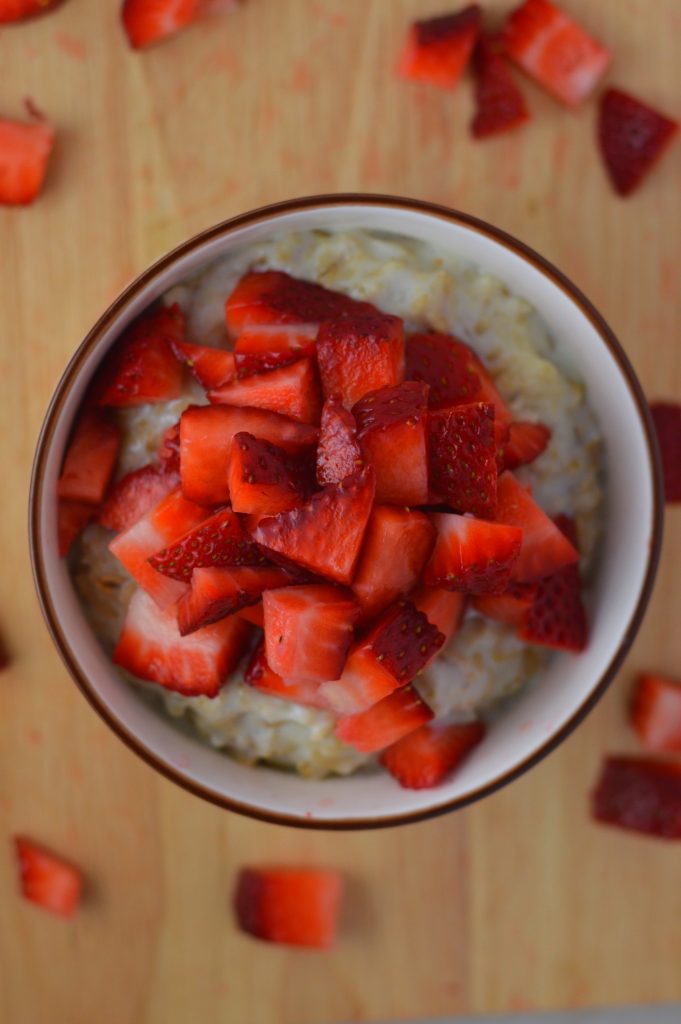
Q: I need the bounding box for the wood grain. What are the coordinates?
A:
[1,1,680,1022]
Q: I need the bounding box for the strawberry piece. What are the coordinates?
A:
[209,358,321,425]
[96,305,184,407]
[252,467,375,585]
[57,501,94,557]
[320,601,444,715]
[0,116,55,206]
[398,5,481,89]
[234,867,343,949]
[405,333,482,410]
[115,587,250,694]
[98,464,179,533]
[14,838,82,919]
[354,381,429,505]
[650,402,681,502]
[631,674,681,754]
[599,88,679,197]
[352,507,435,624]
[228,432,307,516]
[591,757,681,840]
[316,314,405,410]
[234,349,313,378]
[237,602,264,628]
[316,396,363,485]
[0,0,61,23]
[471,35,529,139]
[109,487,208,607]
[428,402,498,517]
[520,561,586,651]
[170,338,235,390]
[57,408,121,505]
[148,505,265,582]
[263,584,359,683]
[381,720,485,789]
[495,472,578,582]
[179,405,317,506]
[176,565,292,635]
[410,585,465,644]
[122,0,198,48]
[473,581,537,628]
[501,421,551,471]
[245,643,327,708]
[336,687,434,754]
[503,0,611,107]
[158,421,181,472]
[424,512,522,595]
[234,324,318,359]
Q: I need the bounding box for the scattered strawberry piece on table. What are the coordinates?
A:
[209,358,322,425]
[245,643,328,708]
[58,500,96,557]
[473,581,537,629]
[354,381,429,506]
[57,408,121,505]
[648,402,681,501]
[0,0,62,22]
[335,686,434,753]
[316,314,405,410]
[495,472,578,582]
[424,513,522,595]
[95,305,185,406]
[592,757,681,840]
[381,720,485,789]
[14,838,82,919]
[410,586,465,645]
[598,89,679,198]
[0,114,55,205]
[177,565,293,635]
[170,338,236,390]
[122,0,199,49]
[471,35,529,139]
[148,504,266,581]
[398,5,481,89]
[405,333,482,410]
[98,464,180,533]
[316,396,363,485]
[234,867,343,949]
[631,674,681,754]
[228,432,308,516]
[428,402,498,517]
[263,585,359,683]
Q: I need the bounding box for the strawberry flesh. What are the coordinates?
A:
[14,837,82,918]
[209,358,322,425]
[405,332,482,410]
[335,687,434,754]
[0,0,62,22]
[57,501,95,557]
[263,584,359,683]
[599,89,679,197]
[380,720,485,789]
[473,581,537,628]
[57,408,121,505]
[631,674,681,754]
[471,35,529,139]
[158,421,182,472]
[148,505,266,581]
[398,5,481,89]
[0,116,55,205]
[245,643,327,708]
[177,565,292,635]
[234,867,343,949]
[170,338,235,389]
[95,304,184,407]
[520,560,586,651]
[354,381,429,505]
[501,421,551,471]
[592,757,681,840]
[316,314,405,410]
[228,432,307,516]
[428,402,498,517]
[316,396,363,485]
[495,472,578,582]
[410,586,465,645]
[98,464,179,533]
[424,512,522,594]
[122,0,198,49]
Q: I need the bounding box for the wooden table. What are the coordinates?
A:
[1,1,680,1021]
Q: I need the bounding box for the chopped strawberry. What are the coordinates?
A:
[503,0,611,107]
[354,381,429,505]
[405,333,482,410]
[228,432,307,516]
[57,501,95,557]
[252,467,375,585]
[316,314,405,410]
[234,324,318,363]
[473,581,537,628]
[501,421,551,471]
[56,408,121,505]
[245,643,327,708]
[398,5,481,89]
[98,464,179,533]
[591,757,681,840]
[631,674,681,754]
[471,35,529,139]
[234,867,343,949]
[109,486,208,607]
[237,602,264,628]
[424,512,522,595]
[95,305,184,407]
[520,560,586,651]
[495,472,578,581]
[170,338,235,390]
[352,507,435,624]
[148,505,265,582]
[320,601,444,715]
[234,348,314,378]
[410,585,465,644]
[599,89,679,197]
[0,0,62,23]
[263,585,359,683]
[381,720,485,789]
[179,405,317,506]
[209,358,321,425]
[176,565,292,635]
[158,421,181,472]
[0,116,55,206]
[316,396,363,485]
[115,587,250,694]
[122,0,198,48]
[14,838,82,919]
[428,402,498,517]
[336,687,434,754]
[650,402,681,502]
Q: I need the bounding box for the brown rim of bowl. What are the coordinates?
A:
[29,193,664,830]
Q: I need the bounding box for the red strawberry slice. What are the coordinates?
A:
[57,500,95,557]
[354,381,429,506]
[320,600,444,715]
[519,560,586,651]
[631,674,681,754]
[650,402,681,502]
[98,464,179,533]
[237,602,264,628]
[424,513,522,595]
[228,432,307,516]
[0,0,62,22]
[598,88,679,197]
[0,115,55,205]
[115,587,250,695]
[122,0,198,48]
[380,720,485,789]
[170,338,235,390]
[503,0,611,107]
[428,402,498,517]
[56,408,121,505]
[245,643,327,708]
[179,405,317,506]
[234,867,343,949]
[234,349,314,378]
[398,5,481,89]
[501,421,551,471]
[158,421,181,472]
[252,467,375,585]
[316,314,405,410]
[495,472,578,582]
[410,585,465,644]
[471,35,529,139]
[352,506,435,624]
[148,505,265,581]
[336,687,434,754]
[233,326,318,374]
[14,838,82,919]
[316,396,363,486]
[473,581,537,628]
[591,757,681,840]
[263,584,359,683]
[209,358,322,425]
[176,565,292,635]
[405,332,482,410]
[95,305,185,407]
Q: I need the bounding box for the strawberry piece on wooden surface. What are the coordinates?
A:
[501,421,551,471]
[209,358,322,425]
[495,472,578,582]
[405,333,482,410]
[335,687,434,754]
[316,314,405,410]
[424,513,522,595]
[630,674,681,754]
[98,464,179,533]
[398,5,481,89]
[234,867,343,949]
[245,643,327,708]
[177,565,292,635]
[228,432,307,516]
[381,720,485,789]
[354,381,429,506]
[428,402,498,517]
[410,586,465,645]
[148,505,265,581]
[473,581,537,628]
[57,501,95,558]
[0,115,55,205]
[14,838,82,919]
[122,0,198,49]
[649,402,681,502]
[57,408,121,505]
[598,89,678,197]
[0,0,62,22]
[316,396,363,485]
[170,338,235,390]
[96,305,185,407]
[591,757,681,840]
[471,35,529,139]
[263,585,359,683]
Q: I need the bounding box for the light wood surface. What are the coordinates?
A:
[1,2,680,1022]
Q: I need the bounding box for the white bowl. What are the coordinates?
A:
[29,195,663,828]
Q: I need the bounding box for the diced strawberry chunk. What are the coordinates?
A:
[98,464,179,533]
[520,561,587,651]
[599,88,679,197]
[237,602,264,628]
[245,643,327,708]
[591,757,681,840]
[0,116,55,205]
[170,338,235,389]
[473,581,537,628]
[631,674,681,754]
[471,36,529,139]
[336,687,434,754]
[316,314,405,410]
[209,358,321,425]
[501,421,551,471]
[503,0,611,107]
[316,396,363,485]
[122,0,198,48]
[381,720,485,789]
[234,867,343,949]
[352,507,435,624]
[176,565,292,635]
[14,838,82,919]
[252,467,375,585]
[405,332,482,410]
[495,472,578,582]
[228,432,307,516]
[0,0,62,23]
[424,512,522,595]
[148,505,265,581]
[95,305,184,407]
[158,421,181,472]
[57,501,95,558]
[234,349,314,378]
[428,402,498,517]
[263,585,359,683]
[398,5,481,89]
[57,408,121,505]
[650,402,681,502]
[234,324,319,356]
[354,381,429,505]
[410,586,465,645]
